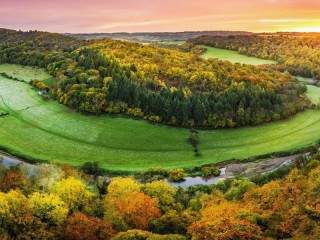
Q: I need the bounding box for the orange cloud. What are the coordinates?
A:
[0,0,319,33]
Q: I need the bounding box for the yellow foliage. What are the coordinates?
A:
[29,192,68,225]
[107,177,142,198]
[144,180,177,211]
[158,79,167,88]
[0,192,9,216]
[52,177,93,211]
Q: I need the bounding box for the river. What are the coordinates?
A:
[1,154,33,168]
[0,153,230,187]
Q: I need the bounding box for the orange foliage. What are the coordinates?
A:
[188,202,264,240]
[61,212,116,240]
[112,192,161,230]
[0,169,26,192]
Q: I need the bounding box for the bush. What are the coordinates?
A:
[168,169,185,182]
[80,161,101,177]
[112,229,186,240]
[250,165,291,186]
[225,178,256,201]
[139,167,168,183]
[201,166,220,177]
[30,79,49,91]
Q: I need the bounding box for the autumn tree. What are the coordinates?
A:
[52,176,93,212]
[112,229,186,240]
[104,178,161,231]
[32,163,64,192]
[0,169,26,193]
[144,180,180,212]
[29,192,68,226]
[61,212,116,240]
[188,202,264,239]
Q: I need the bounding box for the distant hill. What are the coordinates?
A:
[0,28,86,50]
[66,31,253,42]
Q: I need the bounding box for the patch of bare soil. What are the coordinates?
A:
[222,154,302,178]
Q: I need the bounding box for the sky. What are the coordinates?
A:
[0,0,320,33]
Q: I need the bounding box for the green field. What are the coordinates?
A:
[0,63,53,85]
[297,76,320,104]
[306,85,320,105]
[200,45,277,65]
[158,40,186,45]
[0,64,320,172]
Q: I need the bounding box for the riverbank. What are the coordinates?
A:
[0,154,33,168]
[0,152,303,188]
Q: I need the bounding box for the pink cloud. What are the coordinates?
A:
[0,0,319,32]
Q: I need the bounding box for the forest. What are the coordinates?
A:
[0,151,319,239]
[0,28,320,240]
[189,33,320,80]
[0,29,309,127]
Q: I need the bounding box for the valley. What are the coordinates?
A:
[0,63,319,173]
[1,1,320,237]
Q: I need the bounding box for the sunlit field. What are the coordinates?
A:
[1,64,319,172]
[200,45,276,65]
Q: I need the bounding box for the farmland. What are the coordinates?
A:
[0,63,53,85]
[297,76,320,104]
[0,64,319,172]
[306,85,320,105]
[200,45,277,65]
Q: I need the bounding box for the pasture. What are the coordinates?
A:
[158,40,186,45]
[0,64,319,173]
[200,45,276,65]
[297,76,320,104]
[0,64,53,85]
[306,85,320,105]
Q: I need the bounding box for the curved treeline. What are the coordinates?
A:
[50,41,306,127]
[0,29,308,128]
[189,33,320,80]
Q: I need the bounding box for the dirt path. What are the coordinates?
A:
[221,154,302,178]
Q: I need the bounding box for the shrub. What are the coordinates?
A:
[202,166,220,177]
[140,167,168,183]
[80,161,101,177]
[168,169,185,182]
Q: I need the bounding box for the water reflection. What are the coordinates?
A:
[166,167,227,188]
[1,155,32,168]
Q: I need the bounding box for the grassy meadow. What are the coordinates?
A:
[306,85,320,105]
[297,76,320,104]
[0,64,320,172]
[0,63,53,85]
[200,45,276,65]
[158,40,186,45]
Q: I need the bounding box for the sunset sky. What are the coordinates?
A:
[1,0,320,33]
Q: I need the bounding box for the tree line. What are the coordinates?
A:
[50,40,307,127]
[0,29,308,127]
[0,151,319,239]
[189,33,320,80]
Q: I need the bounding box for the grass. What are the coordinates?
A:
[157,41,186,45]
[0,64,53,85]
[200,45,277,65]
[306,85,320,105]
[297,76,320,104]
[297,76,316,85]
[0,64,320,173]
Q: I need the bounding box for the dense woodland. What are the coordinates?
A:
[0,151,319,239]
[189,33,320,80]
[0,29,309,127]
[1,29,320,239]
